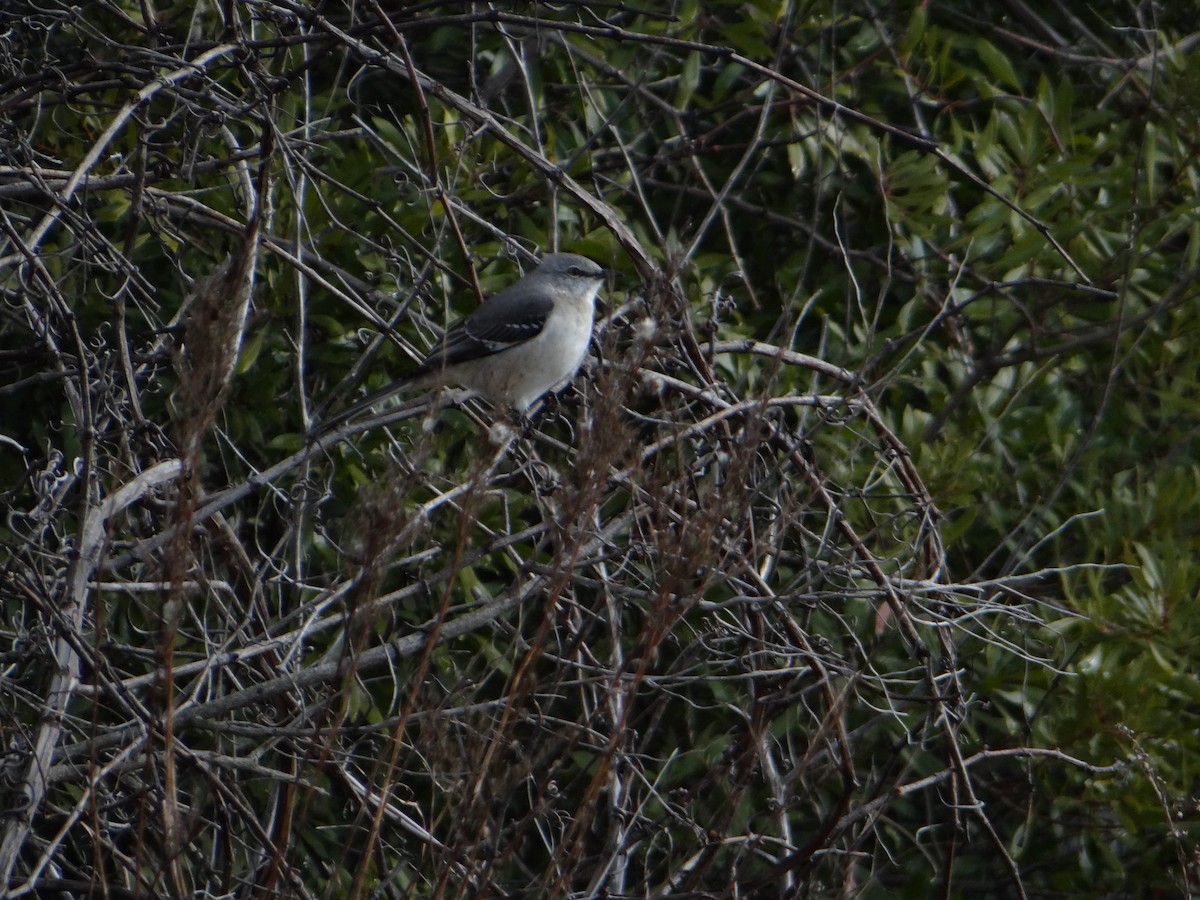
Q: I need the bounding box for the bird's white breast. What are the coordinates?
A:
[455,288,597,409]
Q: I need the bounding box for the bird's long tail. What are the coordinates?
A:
[311,368,434,437]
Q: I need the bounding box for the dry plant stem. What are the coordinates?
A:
[282,2,654,273]
[1,42,242,268]
[65,338,924,750]
[368,0,484,304]
[0,459,184,891]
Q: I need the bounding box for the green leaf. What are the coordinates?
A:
[976,38,1022,91]
[236,328,265,374]
[675,50,702,109]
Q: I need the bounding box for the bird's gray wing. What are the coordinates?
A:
[421,284,554,369]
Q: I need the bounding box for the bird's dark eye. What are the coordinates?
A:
[568,265,584,277]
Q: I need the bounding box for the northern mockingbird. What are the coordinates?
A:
[325,253,607,429]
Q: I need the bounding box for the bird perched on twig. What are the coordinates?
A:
[321,253,608,432]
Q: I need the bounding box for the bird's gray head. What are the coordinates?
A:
[535,253,608,286]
